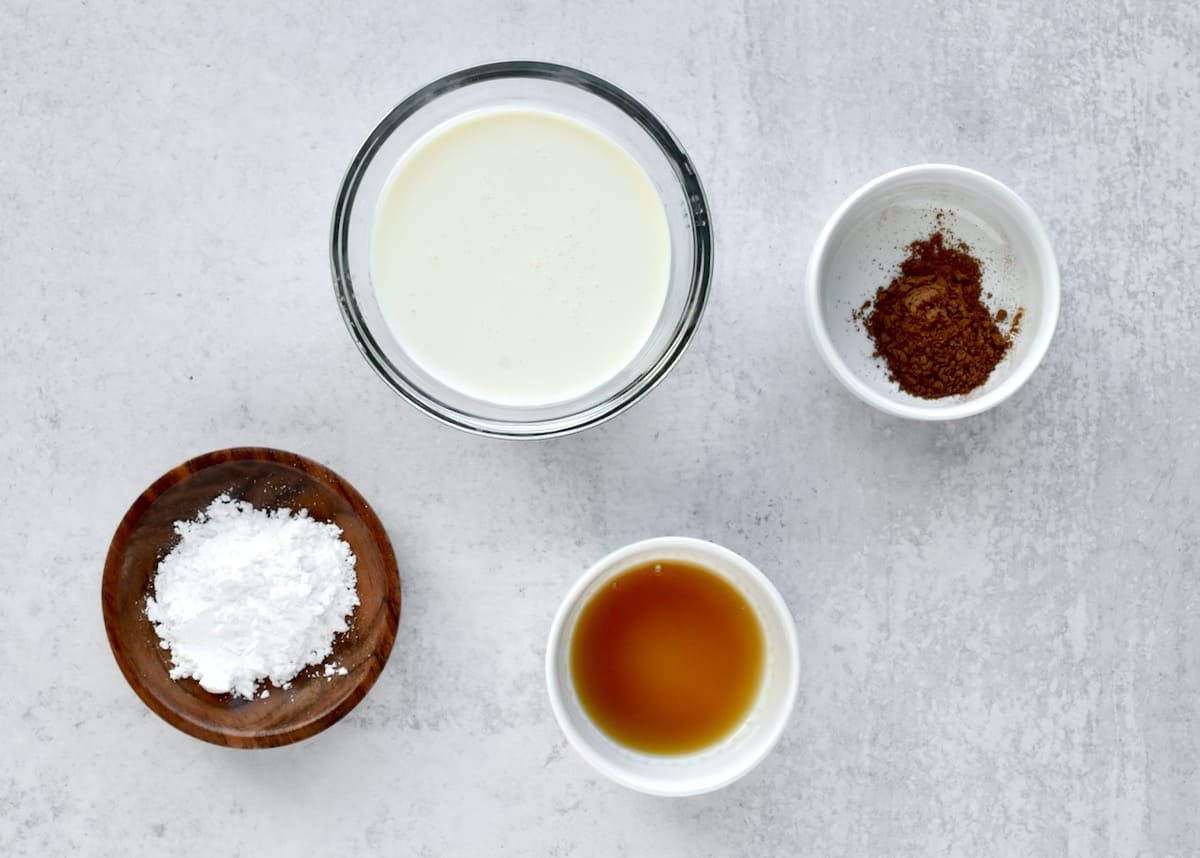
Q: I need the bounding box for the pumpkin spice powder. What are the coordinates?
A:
[855,230,1022,399]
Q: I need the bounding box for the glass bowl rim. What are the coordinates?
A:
[329,60,714,439]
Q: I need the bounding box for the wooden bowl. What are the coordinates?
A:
[102,447,401,748]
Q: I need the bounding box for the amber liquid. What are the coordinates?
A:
[570,560,765,755]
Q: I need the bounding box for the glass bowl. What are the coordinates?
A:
[330,61,713,439]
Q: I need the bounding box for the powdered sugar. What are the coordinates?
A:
[145,494,359,699]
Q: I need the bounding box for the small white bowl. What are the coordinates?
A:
[805,164,1060,419]
[545,537,799,796]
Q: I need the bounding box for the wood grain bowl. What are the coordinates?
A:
[102,447,401,748]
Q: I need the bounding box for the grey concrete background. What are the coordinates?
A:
[2,1,1197,855]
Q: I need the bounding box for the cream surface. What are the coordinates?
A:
[372,108,671,406]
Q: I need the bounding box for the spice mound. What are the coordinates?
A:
[858,232,1020,399]
[145,495,359,699]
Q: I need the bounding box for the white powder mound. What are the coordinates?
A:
[145,494,359,699]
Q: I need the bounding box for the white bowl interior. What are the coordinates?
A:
[810,167,1058,418]
[546,538,799,796]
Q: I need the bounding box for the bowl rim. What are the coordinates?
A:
[804,163,1061,420]
[101,447,401,748]
[544,536,800,796]
[330,60,713,439]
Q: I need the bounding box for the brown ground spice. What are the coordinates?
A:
[858,232,1017,399]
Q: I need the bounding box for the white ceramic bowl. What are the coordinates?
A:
[805,164,1060,419]
[545,537,799,796]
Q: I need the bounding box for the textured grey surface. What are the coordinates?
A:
[2,0,1198,855]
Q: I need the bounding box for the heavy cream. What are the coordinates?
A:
[371,108,671,407]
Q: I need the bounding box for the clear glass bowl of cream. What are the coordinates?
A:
[330,61,712,439]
